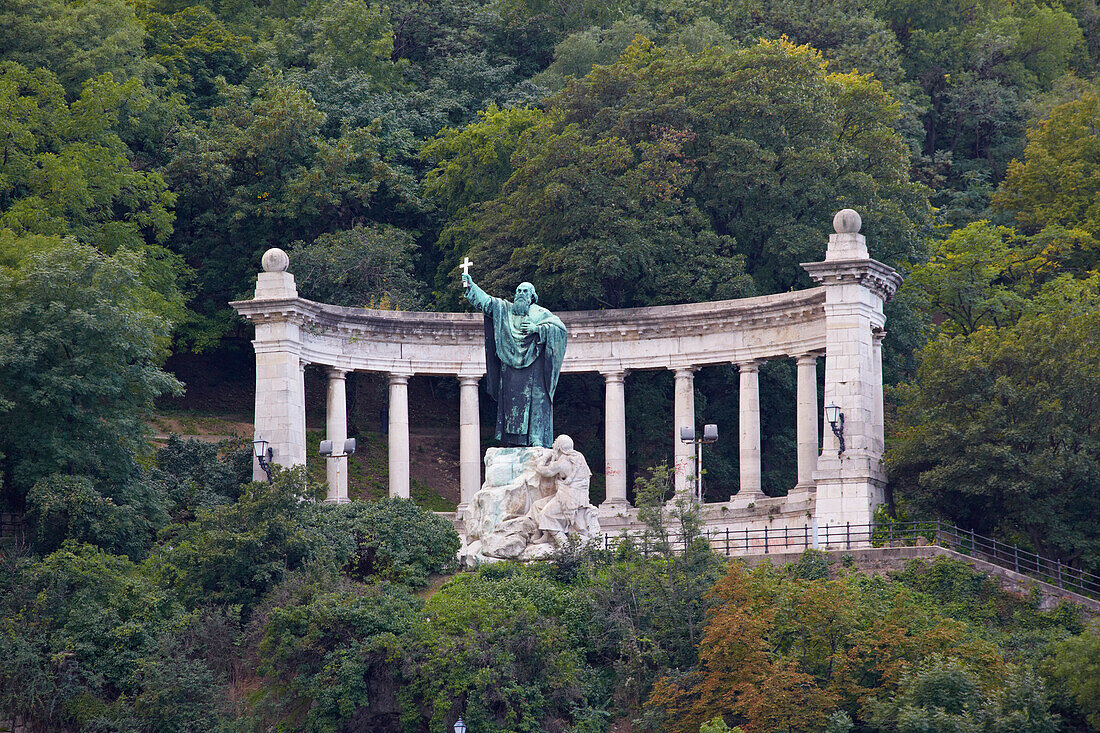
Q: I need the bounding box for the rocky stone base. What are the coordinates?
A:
[461,446,599,566]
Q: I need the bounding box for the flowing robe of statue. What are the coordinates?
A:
[465,280,567,448]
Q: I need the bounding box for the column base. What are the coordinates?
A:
[599,498,633,514]
[323,497,352,505]
[787,482,817,501]
[729,490,765,508]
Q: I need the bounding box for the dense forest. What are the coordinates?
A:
[1,0,1099,728]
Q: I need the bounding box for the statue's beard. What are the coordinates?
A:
[514,298,531,316]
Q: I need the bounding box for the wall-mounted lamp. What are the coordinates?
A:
[253,437,274,483]
[824,404,845,456]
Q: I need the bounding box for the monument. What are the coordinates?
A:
[233,210,900,552]
[460,264,600,562]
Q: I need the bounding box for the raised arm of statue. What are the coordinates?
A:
[464,278,494,313]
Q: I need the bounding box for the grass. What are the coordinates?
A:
[306,429,455,510]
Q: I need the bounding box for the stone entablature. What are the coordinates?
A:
[231,287,828,377]
[232,209,900,538]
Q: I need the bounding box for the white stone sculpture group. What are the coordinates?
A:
[463,434,601,564]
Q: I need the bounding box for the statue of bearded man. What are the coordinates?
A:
[463,274,567,448]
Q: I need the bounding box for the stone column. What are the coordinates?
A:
[795,354,819,489]
[737,361,763,498]
[802,209,902,533]
[387,372,412,499]
[457,375,481,515]
[325,368,349,503]
[299,359,309,467]
[672,367,696,494]
[872,330,886,456]
[601,370,630,510]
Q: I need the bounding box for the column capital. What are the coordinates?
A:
[737,359,762,372]
[795,352,821,365]
[671,365,697,378]
[388,372,413,385]
[600,369,627,382]
[326,366,349,379]
[457,374,481,386]
[872,328,887,344]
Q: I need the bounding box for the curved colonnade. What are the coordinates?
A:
[232,211,900,539]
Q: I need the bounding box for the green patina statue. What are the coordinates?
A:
[463,271,567,448]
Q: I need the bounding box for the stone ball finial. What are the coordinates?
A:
[833,209,862,234]
[262,247,290,273]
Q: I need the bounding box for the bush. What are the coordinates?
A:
[154,466,327,615]
[0,543,225,731]
[26,473,167,559]
[256,578,422,732]
[397,566,595,732]
[155,435,252,519]
[318,497,461,588]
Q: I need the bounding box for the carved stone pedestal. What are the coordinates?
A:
[462,440,600,565]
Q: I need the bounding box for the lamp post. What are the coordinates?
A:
[253,437,273,483]
[824,404,845,457]
[680,423,718,502]
[454,717,467,733]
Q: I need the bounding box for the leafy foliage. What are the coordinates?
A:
[643,555,1069,733]
[0,543,225,731]
[318,497,461,587]
[0,242,182,505]
[887,289,1100,568]
[1044,626,1100,729]
[153,467,328,614]
[290,223,425,309]
[436,37,929,310]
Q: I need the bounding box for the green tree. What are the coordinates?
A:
[887,287,1100,568]
[422,104,548,218]
[290,224,425,309]
[1044,626,1100,729]
[0,62,177,255]
[154,434,253,520]
[256,579,421,731]
[436,37,929,306]
[25,474,168,559]
[531,15,655,92]
[153,467,327,615]
[458,120,754,309]
[0,543,224,731]
[906,221,1038,335]
[866,656,1057,732]
[881,0,1084,201]
[397,566,593,732]
[0,241,182,508]
[0,0,153,96]
[141,5,256,111]
[164,73,414,346]
[994,87,1100,274]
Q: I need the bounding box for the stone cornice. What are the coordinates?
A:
[801,258,903,303]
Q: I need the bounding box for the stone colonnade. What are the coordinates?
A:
[233,211,900,530]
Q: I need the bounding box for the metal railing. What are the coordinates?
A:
[600,520,1100,599]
